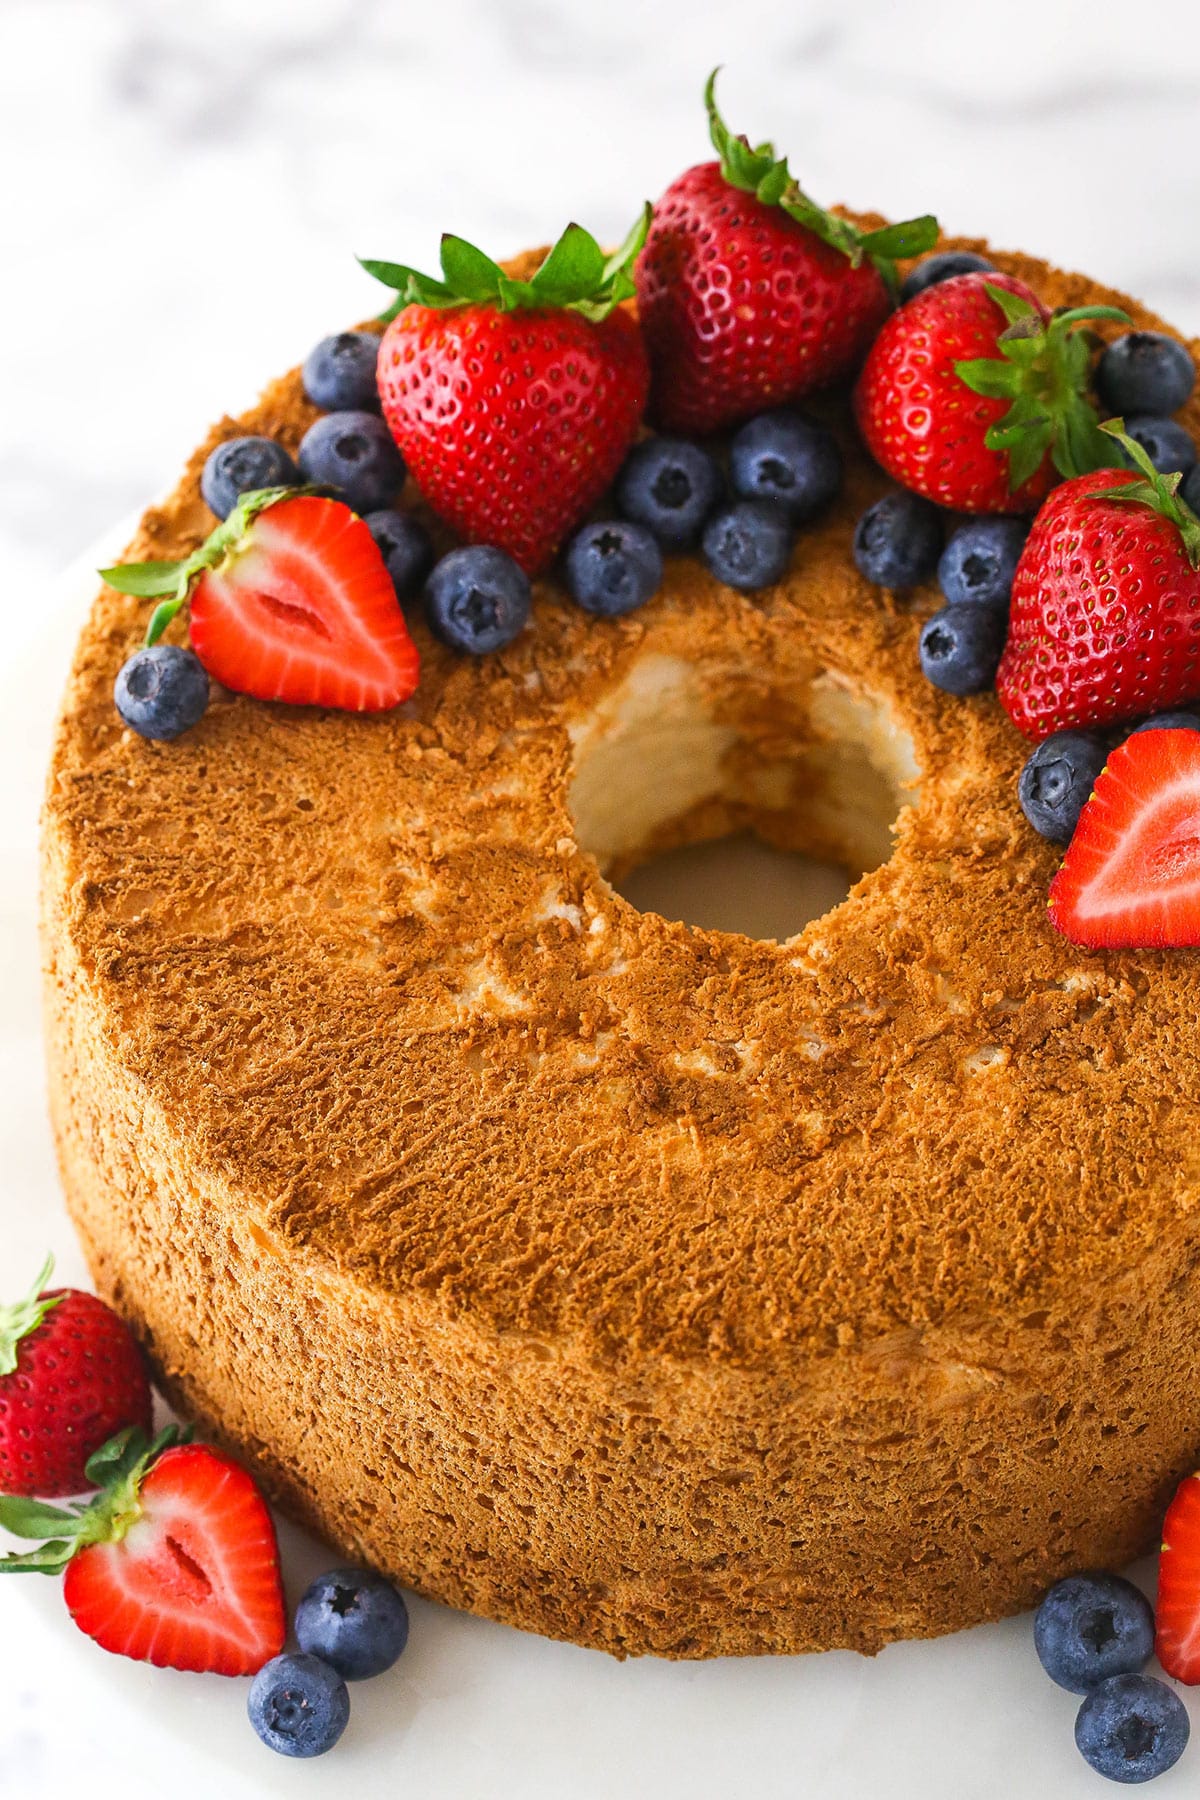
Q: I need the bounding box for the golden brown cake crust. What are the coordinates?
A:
[40,234,1200,1658]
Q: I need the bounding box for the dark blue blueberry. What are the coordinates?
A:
[1097,331,1196,419]
[900,250,995,304]
[918,605,1005,696]
[1128,710,1200,736]
[425,545,531,654]
[701,501,792,592]
[564,521,663,617]
[363,509,434,600]
[1075,1674,1189,1784]
[1181,461,1200,518]
[938,517,1029,613]
[248,1652,350,1759]
[295,1568,410,1681]
[114,645,209,742]
[201,436,299,521]
[615,437,721,548]
[303,331,381,412]
[1121,415,1197,477]
[1035,1573,1156,1694]
[853,492,943,590]
[297,411,406,514]
[1018,733,1107,844]
[728,410,842,522]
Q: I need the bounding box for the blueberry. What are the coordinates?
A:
[853,492,943,590]
[297,411,406,513]
[1121,415,1197,477]
[1034,1573,1156,1694]
[295,1568,410,1681]
[918,605,1005,696]
[1128,710,1200,735]
[425,545,531,654]
[1019,733,1107,844]
[201,436,299,521]
[900,250,995,304]
[938,518,1029,613]
[615,436,721,549]
[303,331,381,412]
[1075,1674,1189,1784]
[363,508,434,600]
[1181,462,1200,518]
[701,501,792,592]
[248,1652,350,1759]
[564,521,663,617]
[114,645,210,742]
[1097,331,1196,419]
[728,410,842,522]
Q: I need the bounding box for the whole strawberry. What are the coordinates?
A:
[998,425,1200,740]
[855,273,1128,513]
[635,71,938,435]
[0,1257,151,1497]
[365,217,651,575]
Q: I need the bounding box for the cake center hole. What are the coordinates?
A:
[615,836,851,940]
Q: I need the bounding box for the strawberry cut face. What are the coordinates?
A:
[1157,1470,1200,1683]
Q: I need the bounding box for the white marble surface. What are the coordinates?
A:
[5,2,1200,1793]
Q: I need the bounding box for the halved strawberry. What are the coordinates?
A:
[1156,1470,1200,1683]
[1048,729,1200,948]
[0,1427,285,1676]
[102,489,419,712]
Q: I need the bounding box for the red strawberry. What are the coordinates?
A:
[103,491,419,711]
[366,219,650,574]
[0,1426,286,1676]
[1047,729,1200,948]
[1156,1470,1200,1682]
[636,72,938,435]
[998,436,1200,740]
[0,1257,151,1497]
[855,272,1128,513]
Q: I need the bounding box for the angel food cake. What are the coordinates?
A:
[39,77,1200,1671]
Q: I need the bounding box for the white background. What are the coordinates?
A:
[4,0,1200,1793]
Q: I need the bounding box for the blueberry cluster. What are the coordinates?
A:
[1034,1573,1188,1784]
[248,1566,409,1759]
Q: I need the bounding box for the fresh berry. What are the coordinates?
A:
[634,72,937,435]
[997,429,1200,740]
[1129,710,1200,735]
[368,218,650,575]
[114,645,209,742]
[302,331,381,412]
[564,521,663,617]
[102,492,419,712]
[0,1258,151,1498]
[1097,331,1196,419]
[918,605,1005,696]
[899,249,994,303]
[0,1426,286,1675]
[615,436,721,549]
[201,437,299,521]
[701,501,792,593]
[1047,729,1200,948]
[1019,732,1108,844]
[1121,415,1197,477]
[1181,462,1200,518]
[294,1567,409,1680]
[425,545,531,654]
[297,411,406,514]
[1033,1572,1155,1692]
[363,508,434,600]
[1074,1675,1189,1784]
[248,1653,350,1757]
[1155,1469,1200,1682]
[855,272,1129,514]
[938,517,1029,612]
[729,411,842,522]
[852,492,943,590]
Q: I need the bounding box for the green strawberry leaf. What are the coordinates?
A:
[0,1540,76,1575]
[99,560,191,599]
[1087,419,1200,570]
[0,1255,60,1378]
[531,223,606,304]
[857,217,939,260]
[438,235,504,304]
[0,1497,81,1538]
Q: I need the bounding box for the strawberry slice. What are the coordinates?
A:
[1156,1471,1200,1682]
[1048,729,1200,948]
[0,1427,285,1676]
[102,489,419,713]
